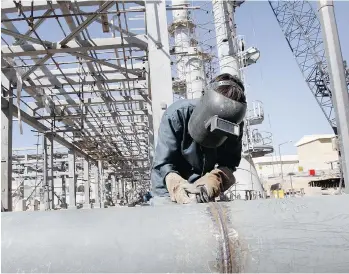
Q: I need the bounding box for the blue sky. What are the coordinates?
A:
[233,1,349,154]
[9,1,349,156]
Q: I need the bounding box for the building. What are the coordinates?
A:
[254,154,299,180]
[253,134,341,197]
[295,134,339,171]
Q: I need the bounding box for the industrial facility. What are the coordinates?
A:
[1,0,349,272]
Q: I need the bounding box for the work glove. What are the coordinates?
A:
[165,173,198,204]
[191,167,236,203]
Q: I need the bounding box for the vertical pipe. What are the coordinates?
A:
[98,160,103,207]
[111,175,116,204]
[68,150,77,209]
[1,85,13,211]
[212,0,240,77]
[48,134,54,209]
[212,0,264,197]
[93,165,100,208]
[83,159,90,209]
[41,135,49,210]
[61,175,67,208]
[318,0,349,193]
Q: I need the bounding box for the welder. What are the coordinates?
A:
[151,73,247,204]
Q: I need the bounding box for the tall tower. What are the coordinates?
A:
[212,0,273,199]
[169,0,206,99]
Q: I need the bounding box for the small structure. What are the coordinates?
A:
[295,134,338,171]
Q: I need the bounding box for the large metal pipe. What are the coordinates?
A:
[2,195,349,273]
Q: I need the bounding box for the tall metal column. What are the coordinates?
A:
[170,0,205,99]
[99,160,104,207]
[318,0,349,193]
[92,165,100,208]
[212,0,264,198]
[1,82,13,211]
[212,0,240,77]
[47,134,54,209]
[145,0,173,147]
[98,160,104,208]
[61,175,67,208]
[111,175,116,204]
[68,150,77,209]
[41,135,50,211]
[83,159,91,209]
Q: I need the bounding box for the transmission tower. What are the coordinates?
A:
[269,0,348,134]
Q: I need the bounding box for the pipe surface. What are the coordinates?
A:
[2,195,349,273]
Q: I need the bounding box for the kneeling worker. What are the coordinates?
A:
[151,73,247,204]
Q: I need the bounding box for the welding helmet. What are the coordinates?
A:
[188,74,247,148]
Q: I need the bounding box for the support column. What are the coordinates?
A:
[41,135,50,211]
[212,0,240,77]
[111,175,116,204]
[318,0,349,193]
[120,178,125,200]
[68,150,77,209]
[145,0,173,147]
[93,164,101,208]
[48,134,54,209]
[1,83,13,212]
[61,175,67,208]
[83,159,91,209]
[98,160,104,208]
[93,166,100,208]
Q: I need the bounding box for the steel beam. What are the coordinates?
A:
[1,28,53,46]
[98,160,104,208]
[48,134,55,209]
[40,135,50,211]
[28,95,146,109]
[23,74,143,88]
[1,1,142,13]
[59,1,114,46]
[77,6,137,37]
[1,36,148,57]
[93,165,101,208]
[318,0,349,193]
[145,0,173,146]
[2,196,349,272]
[24,9,53,37]
[68,53,145,77]
[1,81,13,212]
[1,97,95,162]
[68,150,77,209]
[83,159,91,209]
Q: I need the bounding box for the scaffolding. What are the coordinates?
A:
[1,0,175,210]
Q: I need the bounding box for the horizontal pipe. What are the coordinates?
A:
[2,195,349,272]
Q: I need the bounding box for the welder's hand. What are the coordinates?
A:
[165,173,198,204]
[193,167,236,203]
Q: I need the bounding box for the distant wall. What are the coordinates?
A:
[297,139,338,171]
[254,161,299,179]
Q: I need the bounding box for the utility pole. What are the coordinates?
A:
[318,0,349,193]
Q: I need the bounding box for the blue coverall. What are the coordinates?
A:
[151,99,244,197]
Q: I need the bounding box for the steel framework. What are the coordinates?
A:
[1,0,176,210]
[269,0,349,134]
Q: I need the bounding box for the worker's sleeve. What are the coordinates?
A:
[151,113,183,197]
[216,122,244,171]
